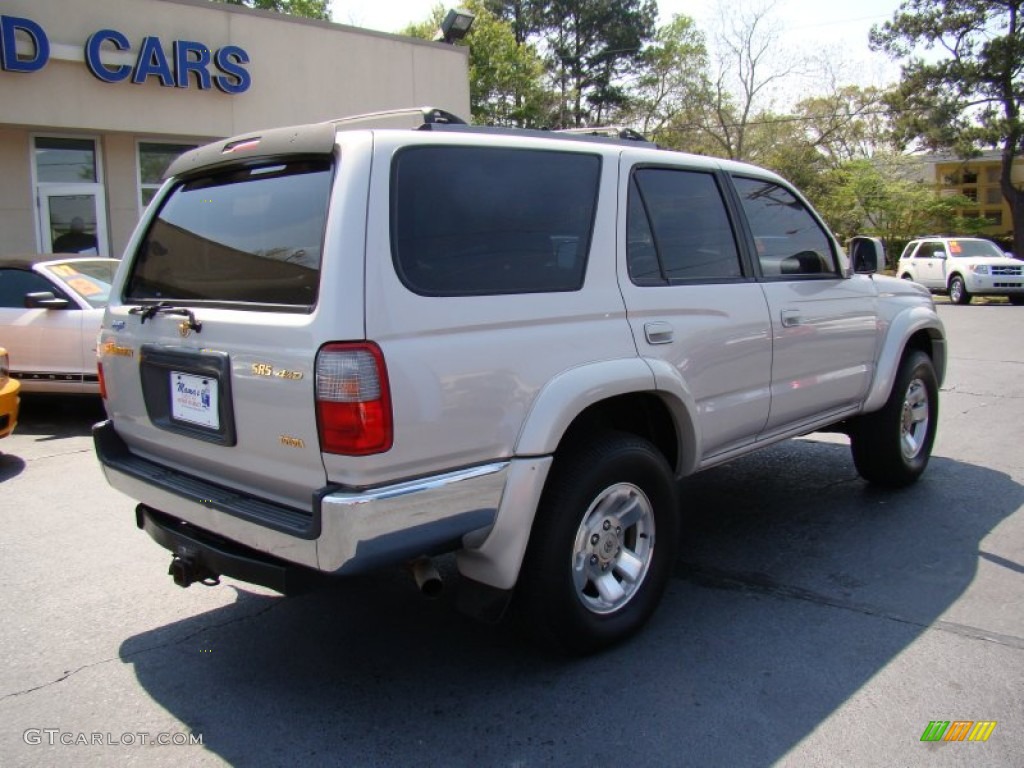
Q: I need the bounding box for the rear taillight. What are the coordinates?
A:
[98,361,107,400]
[315,342,393,455]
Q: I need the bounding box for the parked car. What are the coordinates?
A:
[897,236,1024,305]
[0,255,120,394]
[93,107,946,653]
[0,347,19,438]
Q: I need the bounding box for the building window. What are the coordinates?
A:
[35,137,97,183]
[985,187,1003,205]
[984,211,1003,226]
[963,188,978,202]
[138,142,197,210]
[962,169,978,184]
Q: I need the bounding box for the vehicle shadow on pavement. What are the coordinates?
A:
[10,396,106,441]
[0,452,25,483]
[117,439,1022,767]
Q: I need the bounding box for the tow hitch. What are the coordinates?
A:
[168,554,220,588]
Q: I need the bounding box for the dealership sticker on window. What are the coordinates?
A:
[66,276,102,296]
[171,372,219,429]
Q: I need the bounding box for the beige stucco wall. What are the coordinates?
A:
[0,0,470,256]
[0,0,470,135]
[0,130,36,253]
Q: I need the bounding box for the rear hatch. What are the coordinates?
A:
[101,147,340,513]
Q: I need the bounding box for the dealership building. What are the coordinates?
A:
[0,0,470,258]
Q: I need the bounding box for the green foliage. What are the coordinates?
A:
[870,0,1024,253]
[544,0,658,127]
[814,156,978,259]
[402,1,550,127]
[484,0,546,44]
[625,15,710,139]
[214,0,330,20]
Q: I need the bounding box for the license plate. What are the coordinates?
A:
[170,371,219,430]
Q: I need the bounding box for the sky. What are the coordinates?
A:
[329,0,910,88]
[329,0,905,66]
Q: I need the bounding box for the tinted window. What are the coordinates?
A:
[125,160,332,309]
[733,177,836,277]
[0,269,65,308]
[628,169,741,284]
[916,242,945,258]
[392,147,600,295]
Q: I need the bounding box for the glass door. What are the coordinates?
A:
[39,186,109,256]
[34,136,109,256]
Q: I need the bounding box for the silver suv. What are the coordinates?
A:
[94,108,946,652]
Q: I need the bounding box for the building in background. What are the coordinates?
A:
[923,151,1024,245]
[0,0,470,258]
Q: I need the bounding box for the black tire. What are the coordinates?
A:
[949,275,971,305]
[1008,295,1024,306]
[850,350,938,488]
[516,432,679,654]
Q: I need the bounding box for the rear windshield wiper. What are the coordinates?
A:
[128,302,203,334]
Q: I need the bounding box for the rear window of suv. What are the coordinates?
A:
[391,146,601,295]
[125,159,332,310]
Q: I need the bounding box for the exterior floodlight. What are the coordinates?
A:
[435,9,474,44]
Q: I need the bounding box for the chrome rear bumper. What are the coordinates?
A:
[94,420,509,580]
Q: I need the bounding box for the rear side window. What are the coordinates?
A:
[733,176,836,277]
[391,146,601,295]
[125,160,332,309]
[628,168,742,284]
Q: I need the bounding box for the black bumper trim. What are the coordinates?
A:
[137,505,322,595]
[93,420,318,538]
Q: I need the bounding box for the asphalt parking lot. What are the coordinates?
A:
[1,304,1021,767]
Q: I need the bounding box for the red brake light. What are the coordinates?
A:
[98,361,107,400]
[315,342,393,455]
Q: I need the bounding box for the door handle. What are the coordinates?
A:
[780,309,801,327]
[644,321,674,344]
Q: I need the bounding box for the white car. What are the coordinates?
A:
[897,236,1024,305]
[0,255,119,394]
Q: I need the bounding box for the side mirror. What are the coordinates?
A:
[24,291,71,310]
[849,236,884,275]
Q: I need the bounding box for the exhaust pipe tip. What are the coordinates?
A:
[410,557,443,599]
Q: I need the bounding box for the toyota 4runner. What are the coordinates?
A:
[94,107,947,653]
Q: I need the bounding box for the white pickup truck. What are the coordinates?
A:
[897,236,1024,305]
[93,107,947,653]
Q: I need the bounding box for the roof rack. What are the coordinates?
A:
[555,126,650,143]
[421,123,658,148]
[329,106,468,131]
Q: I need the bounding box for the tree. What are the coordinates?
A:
[692,0,810,161]
[402,1,550,127]
[544,0,657,127]
[213,0,330,19]
[625,14,710,139]
[484,0,546,45]
[815,156,980,262]
[793,85,894,168]
[871,0,1024,255]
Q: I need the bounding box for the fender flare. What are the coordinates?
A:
[513,357,701,476]
[862,305,946,413]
